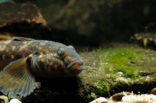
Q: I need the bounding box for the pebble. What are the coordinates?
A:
[9,99,22,103]
[111,92,131,101]
[90,97,108,103]
[151,87,156,95]
[90,92,156,103]
[122,94,156,103]
[0,96,22,103]
[0,95,8,103]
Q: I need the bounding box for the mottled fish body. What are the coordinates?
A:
[0,36,84,98]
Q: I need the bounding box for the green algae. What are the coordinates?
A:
[80,47,144,82]
[95,48,143,78]
[79,46,156,101]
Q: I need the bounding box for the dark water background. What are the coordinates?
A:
[8,0,156,47]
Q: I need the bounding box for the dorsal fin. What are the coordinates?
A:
[0,35,35,41]
[12,37,35,41]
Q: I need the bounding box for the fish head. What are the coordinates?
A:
[58,45,85,75]
[29,45,84,77]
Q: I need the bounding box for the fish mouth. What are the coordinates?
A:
[67,60,85,71]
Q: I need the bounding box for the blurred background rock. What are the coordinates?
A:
[4,0,156,46]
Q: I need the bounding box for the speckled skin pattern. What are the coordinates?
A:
[0,39,84,77]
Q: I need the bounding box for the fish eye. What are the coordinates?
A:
[57,50,62,55]
[57,48,65,57]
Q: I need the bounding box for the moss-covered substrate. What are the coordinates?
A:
[22,45,156,103]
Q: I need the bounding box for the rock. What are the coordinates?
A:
[0,2,47,28]
[150,88,156,95]
[111,92,131,101]
[0,1,51,39]
[131,33,156,49]
[90,97,107,103]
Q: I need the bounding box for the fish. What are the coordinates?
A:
[0,36,84,98]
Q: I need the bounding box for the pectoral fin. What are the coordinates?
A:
[0,58,39,98]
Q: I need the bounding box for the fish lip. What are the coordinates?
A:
[67,60,85,71]
[77,65,85,71]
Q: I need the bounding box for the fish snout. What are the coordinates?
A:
[67,59,85,71]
